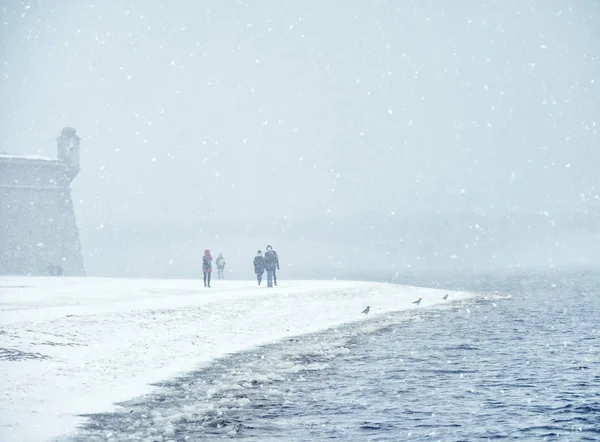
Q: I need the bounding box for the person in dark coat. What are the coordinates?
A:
[253,250,265,286]
[264,245,280,287]
[202,249,213,288]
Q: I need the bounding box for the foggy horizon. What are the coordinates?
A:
[2,1,599,279]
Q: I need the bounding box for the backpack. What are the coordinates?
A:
[265,250,277,268]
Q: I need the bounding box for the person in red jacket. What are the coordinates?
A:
[202,249,213,288]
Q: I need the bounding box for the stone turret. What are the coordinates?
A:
[0,128,85,276]
[57,127,81,182]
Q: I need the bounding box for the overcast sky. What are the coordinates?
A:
[2,0,599,232]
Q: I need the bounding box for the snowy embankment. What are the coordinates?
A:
[0,277,476,442]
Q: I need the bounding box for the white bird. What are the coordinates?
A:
[442,294,448,300]
[362,306,370,314]
[412,297,422,305]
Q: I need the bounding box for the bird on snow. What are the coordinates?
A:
[362,306,370,314]
[412,297,422,305]
[442,294,448,300]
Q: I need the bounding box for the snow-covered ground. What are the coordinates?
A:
[0,277,477,442]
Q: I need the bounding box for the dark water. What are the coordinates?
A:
[66,271,600,441]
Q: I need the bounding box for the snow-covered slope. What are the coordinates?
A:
[0,277,475,442]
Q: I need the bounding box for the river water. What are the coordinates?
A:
[66,270,599,441]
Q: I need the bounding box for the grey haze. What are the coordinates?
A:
[1,1,599,279]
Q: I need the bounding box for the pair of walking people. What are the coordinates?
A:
[202,250,226,287]
[253,245,279,287]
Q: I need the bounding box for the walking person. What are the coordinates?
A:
[216,253,226,280]
[202,249,213,288]
[264,245,280,287]
[253,250,265,286]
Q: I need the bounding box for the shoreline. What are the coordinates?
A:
[0,277,477,442]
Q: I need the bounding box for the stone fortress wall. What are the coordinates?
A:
[0,128,85,276]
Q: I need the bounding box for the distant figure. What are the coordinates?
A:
[253,250,265,286]
[362,306,370,314]
[202,249,213,288]
[216,253,226,280]
[264,245,280,288]
[412,297,422,305]
[47,264,63,276]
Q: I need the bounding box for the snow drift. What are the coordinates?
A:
[0,277,476,441]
